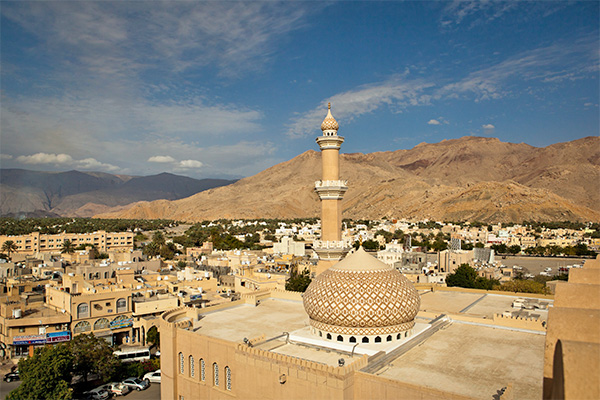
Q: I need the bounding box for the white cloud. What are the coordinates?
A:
[2,2,318,79]
[435,36,599,101]
[428,119,441,125]
[482,124,495,130]
[148,155,176,163]
[13,153,120,172]
[178,160,204,169]
[16,153,74,165]
[286,77,433,138]
[0,154,13,160]
[75,158,120,171]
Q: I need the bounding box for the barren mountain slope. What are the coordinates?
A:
[95,136,600,223]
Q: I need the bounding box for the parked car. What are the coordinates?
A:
[3,371,19,382]
[101,382,131,396]
[143,369,161,383]
[83,387,111,400]
[122,377,150,391]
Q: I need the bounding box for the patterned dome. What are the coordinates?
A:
[303,247,420,335]
[320,103,339,132]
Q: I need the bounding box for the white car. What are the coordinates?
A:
[122,377,150,391]
[102,382,131,396]
[143,369,161,383]
[84,387,110,400]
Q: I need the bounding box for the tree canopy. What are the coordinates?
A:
[69,333,119,382]
[286,269,312,292]
[445,264,499,290]
[7,344,73,400]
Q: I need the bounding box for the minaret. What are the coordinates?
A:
[313,104,350,274]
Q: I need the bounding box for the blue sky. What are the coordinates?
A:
[1,1,598,179]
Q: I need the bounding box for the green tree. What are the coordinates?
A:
[146,326,160,348]
[7,344,73,400]
[60,239,76,255]
[152,231,166,246]
[143,241,160,258]
[445,264,499,290]
[446,264,479,288]
[508,245,521,255]
[286,269,312,292]
[1,240,18,260]
[70,333,119,382]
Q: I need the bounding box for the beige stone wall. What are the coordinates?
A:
[543,255,600,399]
[353,371,478,400]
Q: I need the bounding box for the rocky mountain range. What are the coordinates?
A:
[0,169,235,218]
[94,136,600,223]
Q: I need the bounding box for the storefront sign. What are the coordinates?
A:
[46,331,71,343]
[13,334,46,345]
[110,318,133,330]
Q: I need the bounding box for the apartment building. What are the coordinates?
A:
[0,231,134,255]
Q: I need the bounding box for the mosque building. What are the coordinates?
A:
[159,105,597,400]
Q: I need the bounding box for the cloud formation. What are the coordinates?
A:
[148,156,176,163]
[178,160,204,169]
[287,34,598,138]
[428,119,441,125]
[14,153,119,171]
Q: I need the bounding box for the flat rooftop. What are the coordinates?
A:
[375,323,545,399]
[195,298,308,342]
[420,290,552,320]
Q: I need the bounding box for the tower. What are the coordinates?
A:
[313,104,350,273]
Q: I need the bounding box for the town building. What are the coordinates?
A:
[0,231,134,256]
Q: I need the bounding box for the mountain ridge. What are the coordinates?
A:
[0,169,236,217]
[94,136,600,223]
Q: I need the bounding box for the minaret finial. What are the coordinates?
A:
[328,102,331,110]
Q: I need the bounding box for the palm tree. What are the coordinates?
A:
[1,240,18,260]
[61,239,76,255]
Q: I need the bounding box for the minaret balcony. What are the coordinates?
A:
[316,135,344,150]
[315,180,348,200]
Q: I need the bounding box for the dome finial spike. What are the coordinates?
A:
[328,102,331,110]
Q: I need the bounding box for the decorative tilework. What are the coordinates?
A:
[303,267,420,336]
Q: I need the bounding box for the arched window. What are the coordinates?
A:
[189,355,195,377]
[375,336,382,343]
[94,318,109,330]
[200,359,205,381]
[362,337,369,343]
[213,363,219,386]
[77,303,89,319]
[74,321,91,333]
[319,331,322,337]
[225,366,231,391]
[386,335,392,342]
[104,272,109,279]
[397,333,401,340]
[116,298,127,312]
[337,335,343,342]
[349,336,356,343]
[326,333,332,340]
[179,353,184,374]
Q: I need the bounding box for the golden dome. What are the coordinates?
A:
[320,103,339,132]
[303,247,420,335]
